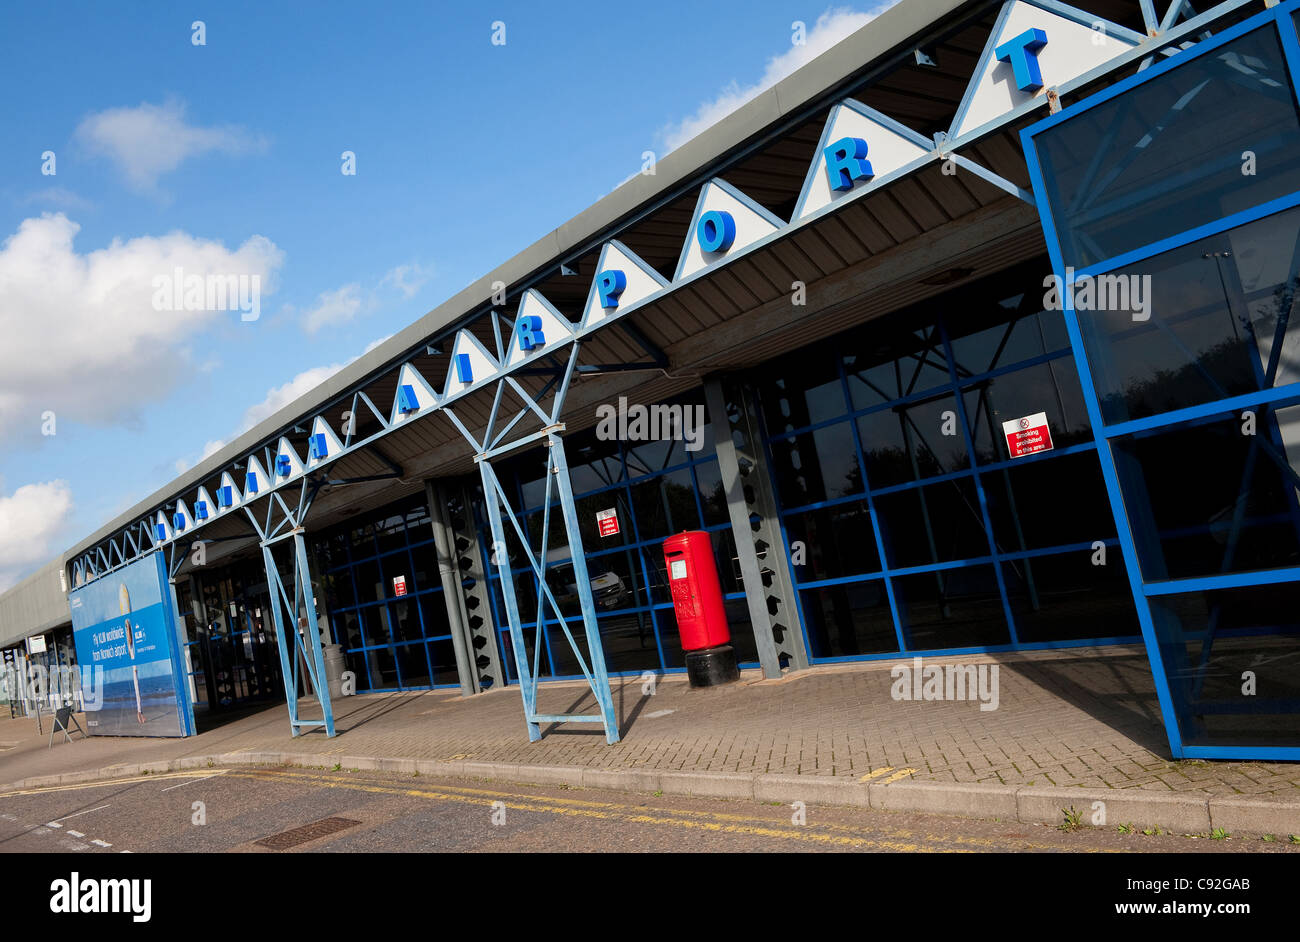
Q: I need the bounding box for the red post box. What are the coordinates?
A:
[663,531,739,687]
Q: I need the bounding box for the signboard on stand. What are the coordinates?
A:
[67,552,195,737]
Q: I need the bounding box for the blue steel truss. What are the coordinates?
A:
[233,471,337,736]
[449,336,620,743]
[1021,0,1300,761]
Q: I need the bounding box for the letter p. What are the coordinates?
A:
[596,269,627,310]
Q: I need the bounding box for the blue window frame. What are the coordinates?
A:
[477,389,760,682]
[313,495,460,693]
[1023,0,1300,760]
[756,259,1142,664]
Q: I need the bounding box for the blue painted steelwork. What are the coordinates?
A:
[1021,0,1300,759]
[446,340,620,742]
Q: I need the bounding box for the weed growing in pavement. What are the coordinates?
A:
[1057,806,1083,832]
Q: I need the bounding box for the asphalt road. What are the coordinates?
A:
[0,766,1297,853]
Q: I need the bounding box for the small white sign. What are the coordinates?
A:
[669,559,688,580]
[27,635,47,654]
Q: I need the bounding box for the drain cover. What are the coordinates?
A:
[255,817,361,850]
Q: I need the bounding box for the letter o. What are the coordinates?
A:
[697,210,736,253]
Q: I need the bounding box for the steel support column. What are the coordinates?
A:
[704,374,810,679]
[259,529,336,737]
[477,432,620,743]
[427,478,485,696]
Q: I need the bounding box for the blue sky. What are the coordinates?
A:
[0,1,891,588]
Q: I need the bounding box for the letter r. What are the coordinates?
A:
[516,314,544,351]
[995,28,1048,91]
[824,137,873,191]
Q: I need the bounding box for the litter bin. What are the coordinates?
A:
[322,644,347,699]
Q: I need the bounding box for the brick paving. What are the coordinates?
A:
[1,644,1297,798]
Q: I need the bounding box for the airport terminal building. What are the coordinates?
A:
[1,0,1298,759]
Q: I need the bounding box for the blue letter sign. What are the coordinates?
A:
[824,137,873,191]
[697,210,736,254]
[397,383,419,413]
[516,315,544,352]
[596,269,627,309]
[994,28,1048,92]
[454,352,473,384]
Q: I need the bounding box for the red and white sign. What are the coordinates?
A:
[392,575,408,597]
[1002,412,1054,458]
[596,507,620,538]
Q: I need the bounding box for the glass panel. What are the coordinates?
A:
[1001,549,1139,643]
[1080,206,1300,425]
[874,477,989,569]
[394,641,430,688]
[857,393,969,487]
[948,297,1070,374]
[1111,408,1300,581]
[962,360,1091,464]
[768,422,862,507]
[1034,25,1300,269]
[893,564,1010,649]
[1149,582,1300,747]
[695,460,729,526]
[799,580,897,658]
[983,451,1115,552]
[630,467,699,540]
[758,354,846,433]
[783,501,880,581]
[844,324,950,408]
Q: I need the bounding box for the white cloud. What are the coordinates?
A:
[239,363,350,430]
[172,335,390,471]
[302,283,363,335]
[380,262,431,300]
[0,480,73,591]
[0,213,284,441]
[76,99,266,191]
[659,6,888,153]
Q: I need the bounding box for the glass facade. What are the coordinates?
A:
[313,494,461,692]
[479,390,761,680]
[758,259,1140,661]
[1026,6,1300,754]
[176,559,282,712]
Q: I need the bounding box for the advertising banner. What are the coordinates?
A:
[67,553,195,737]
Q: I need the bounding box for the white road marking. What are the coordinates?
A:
[67,830,85,838]
[160,771,226,792]
[90,839,112,848]
[51,804,110,823]
[46,821,62,828]
[645,709,676,718]
[60,838,89,851]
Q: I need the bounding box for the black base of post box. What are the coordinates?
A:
[684,644,740,688]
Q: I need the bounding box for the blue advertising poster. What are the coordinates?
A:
[67,553,195,737]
